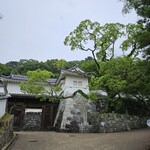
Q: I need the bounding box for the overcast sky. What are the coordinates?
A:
[0,0,138,63]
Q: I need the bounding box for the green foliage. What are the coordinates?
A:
[0,63,10,75]
[27,69,53,82]
[90,56,150,115]
[20,81,45,95]
[53,59,67,71]
[90,56,150,100]
[64,19,145,75]
[120,0,150,19]
[64,20,127,71]
[90,57,132,96]
[120,0,150,58]
[88,91,103,103]
[79,59,98,75]
[20,69,64,102]
[0,113,11,121]
[126,59,150,100]
[0,57,100,77]
[20,69,55,98]
[64,19,143,58]
[109,98,150,116]
[0,113,12,134]
[95,23,125,61]
[120,23,143,56]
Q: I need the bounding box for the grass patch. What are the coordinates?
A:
[0,113,12,134]
[0,113,11,121]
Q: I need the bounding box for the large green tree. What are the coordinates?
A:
[64,19,143,74]
[90,56,150,115]
[64,20,124,71]
[64,19,150,115]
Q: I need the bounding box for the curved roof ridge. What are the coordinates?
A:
[67,65,85,74]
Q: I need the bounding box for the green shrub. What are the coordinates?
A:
[0,113,11,121]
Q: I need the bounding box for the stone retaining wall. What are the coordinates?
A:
[0,115,14,149]
[88,113,148,133]
[54,94,148,133]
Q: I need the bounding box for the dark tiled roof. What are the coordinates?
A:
[10,74,28,81]
[0,93,10,100]
[9,93,36,99]
[0,74,28,82]
[47,78,57,85]
[56,66,88,85]
[0,74,57,85]
[67,65,85,74]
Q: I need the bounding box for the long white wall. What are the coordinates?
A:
[7,82,51,94]
[0,86,4,93]
[7,82,23,94]
[4,75,89,96]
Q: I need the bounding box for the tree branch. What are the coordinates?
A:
[127,43,137,57]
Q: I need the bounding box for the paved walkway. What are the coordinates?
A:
[10,128,150,150]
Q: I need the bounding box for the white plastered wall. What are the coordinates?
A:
[62,75,89,96]
[0,99,7,117]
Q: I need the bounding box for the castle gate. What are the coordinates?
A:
[8,94,59,131]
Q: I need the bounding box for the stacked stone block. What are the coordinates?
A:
[0,115,14,149]
[89,113,148,133]
[23,112,42,131]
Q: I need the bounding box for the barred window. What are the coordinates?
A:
[73,81,77,86]
[78,81,82,86]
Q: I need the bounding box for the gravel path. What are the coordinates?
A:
[10,128,150,150]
